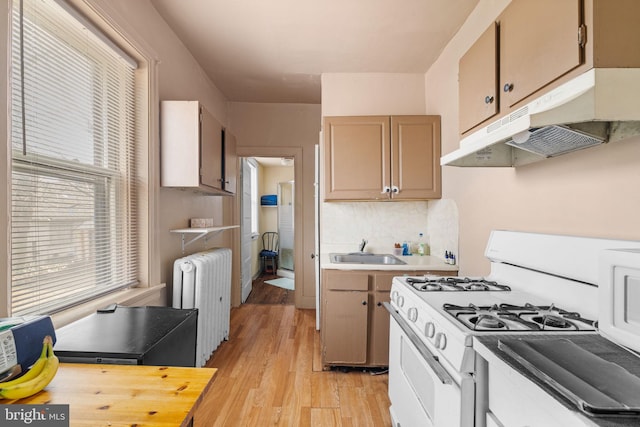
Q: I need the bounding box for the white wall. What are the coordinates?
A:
[321,73,426,117]
[229,102,320,309]
[426,0,640,275]
[105,0,233,296]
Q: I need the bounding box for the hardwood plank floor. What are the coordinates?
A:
[245,273,295,305]
[195,304,392,426]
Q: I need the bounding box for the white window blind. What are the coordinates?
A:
[10,0,139,315]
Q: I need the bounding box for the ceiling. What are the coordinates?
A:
[150,0,479,104]
[254,157,294,167]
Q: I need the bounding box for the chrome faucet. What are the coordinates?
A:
[358,238,368,252]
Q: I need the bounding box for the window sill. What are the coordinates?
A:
[50,284,167,328]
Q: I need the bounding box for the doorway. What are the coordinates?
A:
[239,155,296,304]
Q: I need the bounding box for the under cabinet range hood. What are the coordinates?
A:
[442,68,640,167]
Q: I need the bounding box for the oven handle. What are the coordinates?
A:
[383,302,454,385]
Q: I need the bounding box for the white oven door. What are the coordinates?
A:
[386,303,474,427]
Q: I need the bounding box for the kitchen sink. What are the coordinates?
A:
[329,252,406,265]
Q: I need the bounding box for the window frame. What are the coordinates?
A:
[1,0,160,319]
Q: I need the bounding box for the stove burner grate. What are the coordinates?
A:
[406,277,511,292]
[443,302,596,332]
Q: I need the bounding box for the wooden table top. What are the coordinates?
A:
[9,363,218,427]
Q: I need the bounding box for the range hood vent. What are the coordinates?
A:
[442,69,640,167]
[504,123,607,158]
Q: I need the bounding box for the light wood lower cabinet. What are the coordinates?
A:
[321,269,457,369]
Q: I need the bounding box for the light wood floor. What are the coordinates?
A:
[245,273,295,305]
[194,304,392,426]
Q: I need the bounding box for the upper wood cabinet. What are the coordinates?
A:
[323,115,441,201]
[459,0,640,135]
[499,0,582,109]
[459,22,498,134]
[222,130,237,195]
[161,101,236,195]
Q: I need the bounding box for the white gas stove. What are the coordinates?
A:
[385,230,640,427]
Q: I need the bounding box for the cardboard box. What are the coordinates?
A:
[189,218,214,228]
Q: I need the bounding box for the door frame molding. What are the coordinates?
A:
[235,146,303,308]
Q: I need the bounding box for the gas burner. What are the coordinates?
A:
[421,283,444,291]
[465,282,491,291]
[473,315,507,330]
[532,314,575,329]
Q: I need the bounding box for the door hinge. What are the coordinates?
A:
[578,24,587,48]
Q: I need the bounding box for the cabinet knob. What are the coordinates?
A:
[362,300,367,306]
[484,95,494,104]
[377,302,382,307]
[503,83,514,93]
[381,186,391,194]
[391,186,399,194]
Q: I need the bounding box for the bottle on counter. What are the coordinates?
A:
[445,251,450,264]
[402,241,410,256]
[417,233,426,256]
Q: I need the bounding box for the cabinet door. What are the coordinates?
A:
[391,116,441,200]
[459,22,498,134]
[369,272,398,366]
[323,290,369,365]
[499,0,583,108]
[160,101,200,188]
[370,291,390,366]
[199,106,224,190]
[223,130,237,194]
[323,116,390,201]
[324,270,369,291]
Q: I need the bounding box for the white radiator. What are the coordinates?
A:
[172,248,232,367]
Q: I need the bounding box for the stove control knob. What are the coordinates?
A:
[408,307,418,322]
[424,322,436,338]
[435,332,447,350]
[396,295,405,308]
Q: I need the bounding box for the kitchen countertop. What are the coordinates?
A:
[320,253,459,272]
[9,363,217,426]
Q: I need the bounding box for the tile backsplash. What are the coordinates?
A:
[320,199,458,260]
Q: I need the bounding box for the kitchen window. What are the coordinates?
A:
[10,0,142,315]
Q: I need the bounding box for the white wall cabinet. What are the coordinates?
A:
[161,100,236,195]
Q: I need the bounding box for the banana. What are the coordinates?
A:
[0,335,59,400]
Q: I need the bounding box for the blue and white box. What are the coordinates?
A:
[0,316,56,375]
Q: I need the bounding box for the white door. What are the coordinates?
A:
[240,159,254,302]
[314,143,321,329]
